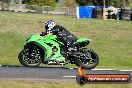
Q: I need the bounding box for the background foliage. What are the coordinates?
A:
[62,0,77,7]
[26,0,56,6]
[75,0,131,7]
[0,0,131,7]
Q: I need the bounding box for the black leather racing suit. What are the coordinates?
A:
[41,25,77,46]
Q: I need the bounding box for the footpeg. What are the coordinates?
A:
[47,60,65,65]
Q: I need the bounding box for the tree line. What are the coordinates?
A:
[0,0,131,7]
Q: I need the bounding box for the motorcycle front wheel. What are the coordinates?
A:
[74,48,99,69]
[18,45,42,67]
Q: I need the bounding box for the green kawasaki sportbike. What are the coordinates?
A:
[18,33,99,69]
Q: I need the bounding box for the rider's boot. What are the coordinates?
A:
[68,45,78,52]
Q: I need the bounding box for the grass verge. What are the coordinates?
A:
[0,79,132,88]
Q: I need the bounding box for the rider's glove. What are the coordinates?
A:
[40,32,47,36]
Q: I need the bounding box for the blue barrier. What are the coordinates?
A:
[79,6,93,18]
[77,6,103,19]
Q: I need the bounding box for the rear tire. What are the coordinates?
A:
[74,48,99,69]
[18,45,42,67]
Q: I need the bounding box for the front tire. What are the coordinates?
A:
[74,48,99,69]
[18,45,42,67]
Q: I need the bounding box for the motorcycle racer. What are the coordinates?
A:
[18,20,99,68]
[41,20,77,51]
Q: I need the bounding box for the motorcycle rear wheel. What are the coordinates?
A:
[74,48,99,69]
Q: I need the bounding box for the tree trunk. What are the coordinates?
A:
[19,0,22,9]
[0,0,5,10]
[123,0,126,8]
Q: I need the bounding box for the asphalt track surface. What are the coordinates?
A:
[0,66,131,81]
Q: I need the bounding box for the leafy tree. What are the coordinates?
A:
[26,0,56,6]
[62,0,77,7]
[126,0,131,6]
[76,0,103,6]
[76,0,88,6]
[75,0,131,7]
[109,0,121,7]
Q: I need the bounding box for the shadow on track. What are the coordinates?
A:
[0,64,78,70]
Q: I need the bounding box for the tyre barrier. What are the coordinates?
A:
[120,8,132,21]
[92,8,103,19]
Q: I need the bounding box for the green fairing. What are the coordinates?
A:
[24,34,65,62]
[76,38,91,43]
[19,30,99,69]
[24,34,91,62]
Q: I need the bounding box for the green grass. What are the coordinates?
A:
[0,32,24,66]
[128,4,132,8]
[0,79,132,88]
[0,12,132,69]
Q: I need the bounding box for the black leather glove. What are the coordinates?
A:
[40,32,47,36]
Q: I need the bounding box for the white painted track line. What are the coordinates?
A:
[62,76,76,78]
[93,69,132,71]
